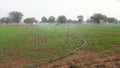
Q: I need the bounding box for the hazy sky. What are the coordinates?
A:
[0,0,120,21]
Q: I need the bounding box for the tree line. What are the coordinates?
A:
[0,11,120,25]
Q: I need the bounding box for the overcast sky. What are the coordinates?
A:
[0,0,120,21]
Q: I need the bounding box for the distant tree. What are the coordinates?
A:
[107,17,118,23]
[48,16,55,23]
[41,16,48,23]
[24,17,36,25]
[9,11,23,24]
[77,15,83,24]
[0,18,4,24]
[0,17,7,24]
[0,19,1,23]
[0,17,12,25]
[66,19,73,23]
[90,13,107,25]
[86,19,92,24]
[34,19,39,24]
[57,15,67,23]
[72,20,77,24]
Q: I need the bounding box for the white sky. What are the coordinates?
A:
[0,0,120,21]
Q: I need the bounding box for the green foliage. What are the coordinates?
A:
[107,17,118,23]
[24,17,36,25]
[57,15,67,23]
[90,13,107,25]
[48,16,55,23]
[9,11,23,23]
[0,26,82,65]
[77,15,83,24]
[0,17,13,25]
[0,25,120,67]
[41,16,48,23]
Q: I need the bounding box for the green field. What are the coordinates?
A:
[0,25,120,68]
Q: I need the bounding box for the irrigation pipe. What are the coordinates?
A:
[28,33,86,68]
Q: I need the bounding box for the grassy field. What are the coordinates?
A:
[0,24,120,68]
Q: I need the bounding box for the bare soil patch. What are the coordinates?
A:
[116,44,120,48]
[39,50,120,68]
[0,58,29,68]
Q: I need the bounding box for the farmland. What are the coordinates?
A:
[0,24,120,68]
